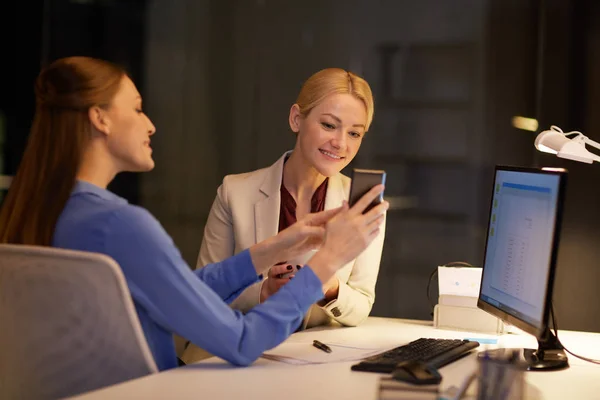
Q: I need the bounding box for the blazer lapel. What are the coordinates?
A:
[301,173,348,331]
[254,152,290,244]
[324,173,347,211]
[255,168,346,244]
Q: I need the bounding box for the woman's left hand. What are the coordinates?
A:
[260,263,301,302]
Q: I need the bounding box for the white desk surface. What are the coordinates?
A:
[72,317,600,399]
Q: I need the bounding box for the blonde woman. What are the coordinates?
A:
[184,69,385,361]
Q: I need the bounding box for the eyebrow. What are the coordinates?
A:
[322,113,365,129]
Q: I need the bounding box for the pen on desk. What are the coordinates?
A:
[313,340,332,353]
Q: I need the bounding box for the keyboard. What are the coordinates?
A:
[351,338,480,373]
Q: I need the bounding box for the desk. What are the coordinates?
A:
[71,317,600,399]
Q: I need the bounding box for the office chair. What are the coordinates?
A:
[0,244,158,400]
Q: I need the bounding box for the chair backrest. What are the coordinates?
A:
[0,244,158,400]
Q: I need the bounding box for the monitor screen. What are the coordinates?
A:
[478,166,567,337]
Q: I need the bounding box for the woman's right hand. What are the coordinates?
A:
[248,206,342,275]
[308,184,388,284]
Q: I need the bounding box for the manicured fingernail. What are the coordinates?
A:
[287,265,293,270]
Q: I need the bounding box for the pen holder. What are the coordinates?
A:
[476,349,525,400]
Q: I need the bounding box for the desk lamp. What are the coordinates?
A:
[534,125,600,164]
[533,125,600,367]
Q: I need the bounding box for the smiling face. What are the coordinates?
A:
[290,93,367,177]
[103,76,156,172]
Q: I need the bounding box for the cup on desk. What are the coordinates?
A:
[477,349,525,400]
[276,250,318,279]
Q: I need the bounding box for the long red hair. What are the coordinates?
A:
[0,56,125,245]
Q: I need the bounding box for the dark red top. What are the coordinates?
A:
[279,178,329,232]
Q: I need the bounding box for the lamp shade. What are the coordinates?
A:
[535,128,598,164]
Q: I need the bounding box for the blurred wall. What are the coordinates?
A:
[141,0,492,319]
[139,0,600,332]
[142,0,217,265]
[533,0,600,333]
[3,0,597,332]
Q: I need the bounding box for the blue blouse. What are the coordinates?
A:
[52,181,324,371]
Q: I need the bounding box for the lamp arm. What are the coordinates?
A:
[584,136,600,151]
[581,136,600,163]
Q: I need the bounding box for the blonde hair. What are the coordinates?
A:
[295,68,374,131]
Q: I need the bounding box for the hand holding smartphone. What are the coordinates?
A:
[349,168,386,213]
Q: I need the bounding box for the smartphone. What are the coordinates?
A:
[349,168,386,213]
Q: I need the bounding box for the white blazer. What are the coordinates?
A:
[196,151,386,328]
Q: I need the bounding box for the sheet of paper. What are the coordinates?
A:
[437,266,482,297]
[284,327,386,349]
[260,342,384,365]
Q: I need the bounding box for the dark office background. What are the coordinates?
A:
[1,0,599,333]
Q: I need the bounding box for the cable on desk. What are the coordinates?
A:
[551,302,600,365]
[426,261,474,317]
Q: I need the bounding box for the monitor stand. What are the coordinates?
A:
[479,327,569,371]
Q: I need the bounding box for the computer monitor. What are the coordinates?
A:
[477,165,569,371]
